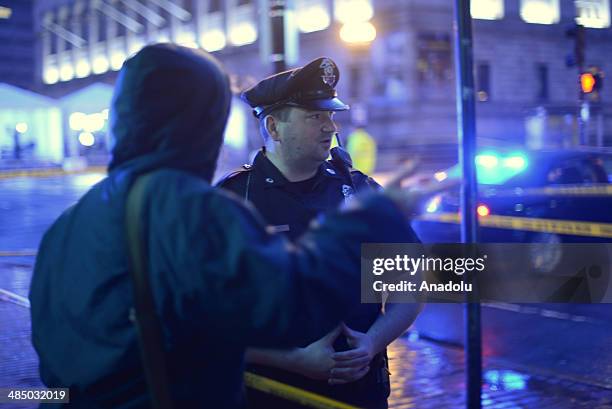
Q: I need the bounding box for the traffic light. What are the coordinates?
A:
[580,67,604,100]
[581,72,596,93]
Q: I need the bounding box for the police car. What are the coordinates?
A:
[412,148,612,244]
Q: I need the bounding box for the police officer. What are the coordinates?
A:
[218,57,422,409]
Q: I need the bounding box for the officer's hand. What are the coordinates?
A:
[294,325,342,380]
[328,323,375,385]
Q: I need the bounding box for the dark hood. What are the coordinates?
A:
[108,43,231,182]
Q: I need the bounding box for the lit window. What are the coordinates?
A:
[521,0,560,24]
[575,0,610,28]
[334,0,373,23]
[128,38,145,55]
[75,60,91,78]
[156,32,170,43]
[177,31,198,48]
[228,22,257,46]
[297,0,330,33]
[0,6,12,19]
[200,30,226,52]
[110,52,126,71]
[60,63,75,81]
[92,55,109,74]
[44,67,60,84]
[471,0,504,20]
[339,21,376,44]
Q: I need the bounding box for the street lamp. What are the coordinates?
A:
[15,122,28,134]
[339,21,376,44]
[335,0,374,24]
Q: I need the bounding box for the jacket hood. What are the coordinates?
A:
[108,43,231,182]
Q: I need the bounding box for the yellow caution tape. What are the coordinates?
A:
[492,184,612,197]
[244,372,362,409]
[418,212,612,239]
[0,250,38,257]
[0,166,107,180]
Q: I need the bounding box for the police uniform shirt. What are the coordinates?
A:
[218,149,397,408]
[218,149,380,241]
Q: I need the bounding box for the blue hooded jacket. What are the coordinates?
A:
[29,44,414,408]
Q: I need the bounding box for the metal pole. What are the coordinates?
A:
[575,25,586,145]
[596,108,604,147]
[453,1,481,408]
[270,0,287,73]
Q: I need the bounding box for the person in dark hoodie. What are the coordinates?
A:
[29,44,418,409]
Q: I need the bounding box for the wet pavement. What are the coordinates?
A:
[2,275,611,409]
[1,172,611,408]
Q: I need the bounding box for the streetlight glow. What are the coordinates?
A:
[44,67,59,84]
[83,113,106,133]
[110,52,126,71]
[92,56,109,74]
[335,0,374,24]
[69,112,86,131]
[228,22,257,46]
[297,6,330,33]
[201,30,226,52]
[177,32,198,49]
[60,64,74,81]
[78,132,95,147]
[520,0,559,24]
[340,21,376,44]
[15,122,28,133]
[75,59,91,78]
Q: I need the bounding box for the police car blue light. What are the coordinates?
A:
[413,148,612,244]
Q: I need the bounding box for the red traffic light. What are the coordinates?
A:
[581,72,596,93]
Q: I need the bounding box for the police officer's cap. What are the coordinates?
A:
[242,57,349,119]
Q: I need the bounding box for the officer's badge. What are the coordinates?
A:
[341,184,355,203]
[320,58,336,86]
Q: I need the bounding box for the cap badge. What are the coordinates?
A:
[342,184,354,198]
[320,58,336,86]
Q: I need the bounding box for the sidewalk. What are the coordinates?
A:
[0,256,610,408]
[0,159,61,172]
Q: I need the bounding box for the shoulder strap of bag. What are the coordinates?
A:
[125,174,175,409]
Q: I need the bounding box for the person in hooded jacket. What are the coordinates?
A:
[29,44,417,409]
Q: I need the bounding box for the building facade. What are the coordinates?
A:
[30,0,612,170]
[1,0,35,90]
